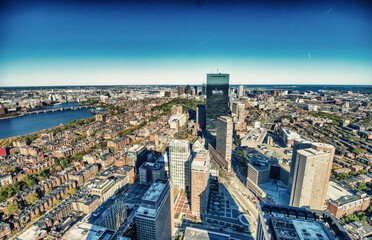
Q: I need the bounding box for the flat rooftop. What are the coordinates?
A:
[297,148,329,157]
[17,226,47,240]
[183,227,231,240]
[62,222,115,240]
[242,128,267,142]
[142,181,166,202]
[128,144,144,152]
[326,181,352,201]
[311,142,335,149]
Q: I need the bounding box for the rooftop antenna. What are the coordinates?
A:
[217,68,219,73]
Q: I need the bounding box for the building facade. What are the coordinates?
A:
[136,179,171,240]
[169,139,192,190]
[196,104,206,132]
[206,73,230,133]
[191,150,210,217]
[289,148,332,210]
[216,116,233,172]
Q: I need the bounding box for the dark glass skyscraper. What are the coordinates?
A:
[206,73,230,133]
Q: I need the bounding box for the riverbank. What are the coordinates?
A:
[0,106,96,140]
[0,102,80,120]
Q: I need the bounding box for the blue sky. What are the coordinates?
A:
[0,0,371,86]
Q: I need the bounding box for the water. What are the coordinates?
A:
[34,102,80,110]
[0,104,95,139]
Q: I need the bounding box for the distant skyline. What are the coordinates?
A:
[0,0,371,86]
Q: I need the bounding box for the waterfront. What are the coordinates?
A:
[0,103,95,139]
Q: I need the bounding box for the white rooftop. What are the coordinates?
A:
[292,219,330,240]
[297,148,329,157]
[17,226,47,240]
[143,181,166,202]
[311,142,335,149]
[326,181,353,201]
[61,222,114,240]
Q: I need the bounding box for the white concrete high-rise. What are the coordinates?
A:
[238,84,244,97]
[169,139,192,190]
[289,148,332,210]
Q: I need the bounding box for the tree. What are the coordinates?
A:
[68,188,77,195]
[25,192,39,205]
[38,168,50,178]
[5,202,19,216]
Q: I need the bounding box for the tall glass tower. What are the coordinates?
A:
[206,73,230,133]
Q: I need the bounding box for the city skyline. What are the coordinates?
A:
[1,0,371,86]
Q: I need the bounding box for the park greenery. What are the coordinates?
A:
[5,202,19,216]
[0,175,38,203]
[25,192,39,205]
[331,169,368,180]
[151,98,204,112]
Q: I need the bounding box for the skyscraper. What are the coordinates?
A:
[206,73,230,133]
[288,140,335,200]
[177,86,185,96]
[238,84,244,97]
[136,179,172,240]
[289,148,332,210]
[185,85,191,95]
[169,139,192,190]
[196,104,206,132]
[191,150,210,217]
[287,139,312,194]
[216,116,233,172]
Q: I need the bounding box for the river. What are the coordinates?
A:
[0,102,95,139]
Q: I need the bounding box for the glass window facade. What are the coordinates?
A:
[206,73,230,133]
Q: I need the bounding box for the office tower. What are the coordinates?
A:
[139,162,165,184]
[256,203,351,240]
[309,142,335,206]
[196,104,206,131]
[287,139,312,194]
[289,148,331,210]
[127,145,147,171]
[185,85,191,95]
[177,86,185,96]
[88,198,127,230]
[191,150,210,216]
[247,160,270,185]
[238,84,244,97]
[216,116,233,172]
[288,140,335,197]
[202,83,206,95]
[206,73,230,133]
[194,86,198,95]
[169,139,192,190]
[136,179,171,240]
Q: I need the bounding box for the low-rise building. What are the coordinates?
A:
[72,194,100,214]
[240,128,267,148]
[327,191,370,218]
[139,162,165,184]
[279,128,301,147]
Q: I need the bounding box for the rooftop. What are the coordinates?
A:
[183,227,231,240]
[61,222,115,240]
[259,203,351,240]
[297,148,329,157]
[326,181,352,201]
[242,128,267,142]
[128,144,144,152]
[142,181,166,202]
